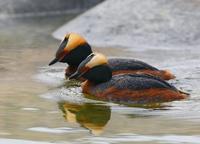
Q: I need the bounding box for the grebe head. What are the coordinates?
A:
[69,53,112,84]
[49,33,92,66]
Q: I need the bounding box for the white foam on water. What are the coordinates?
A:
[28,127,86,134]
[34,66,65,86]
[40,87,98,104]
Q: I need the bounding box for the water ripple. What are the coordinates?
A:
[75,133,200,144]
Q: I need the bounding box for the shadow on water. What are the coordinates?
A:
[58,102,111,135]
[56,98,172,135]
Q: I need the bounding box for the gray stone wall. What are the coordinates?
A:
[0,0,104,15]
[53,0,200,50]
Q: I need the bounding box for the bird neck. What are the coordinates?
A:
[82,64,112,84]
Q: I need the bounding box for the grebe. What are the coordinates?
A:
[49,33,175,80]
[69,53,188,104]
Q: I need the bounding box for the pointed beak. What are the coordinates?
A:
[49,57,59,66]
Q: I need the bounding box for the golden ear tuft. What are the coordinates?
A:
[64,33,87,52]
[65,33,70,39]
[86,53,108,68]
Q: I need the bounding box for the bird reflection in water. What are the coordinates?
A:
[58,102,111,135]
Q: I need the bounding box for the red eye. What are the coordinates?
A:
[57,50,69,61]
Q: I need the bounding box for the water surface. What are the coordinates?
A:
[0,15,200,144]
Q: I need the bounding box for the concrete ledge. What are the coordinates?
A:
[53,0,200,50]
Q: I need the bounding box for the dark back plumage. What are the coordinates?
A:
[108,58,158,71]
[91,74,177,92]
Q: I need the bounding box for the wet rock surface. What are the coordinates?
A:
[53,0,200,50]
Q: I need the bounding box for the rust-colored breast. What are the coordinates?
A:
[65,66,77,77]
[65,66,86,81]
[82,80,93,93]
[82,82,187,104]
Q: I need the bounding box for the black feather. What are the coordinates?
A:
[108,58,159,71]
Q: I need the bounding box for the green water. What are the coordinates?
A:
[0,15,200,144]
